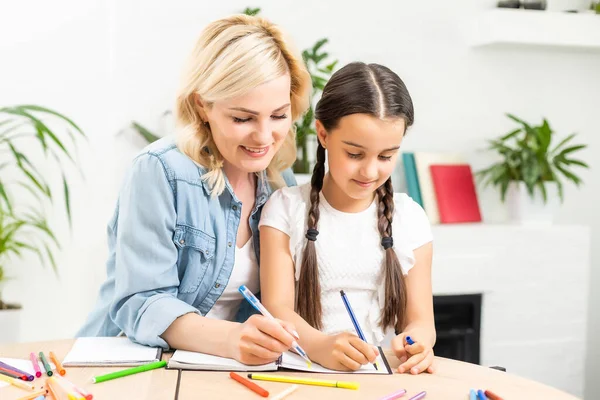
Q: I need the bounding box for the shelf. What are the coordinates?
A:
[469,9,600,51]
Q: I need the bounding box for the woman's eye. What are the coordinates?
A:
[379,155,393,161]
[232,117,252,123]
[271,114,288,120]
[347,152,361,159]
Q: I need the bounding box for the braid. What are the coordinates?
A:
[376,178,407,330]
[296,143,327,329]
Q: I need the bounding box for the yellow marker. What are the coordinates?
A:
[247,373,359,390]
[0,373,35,391]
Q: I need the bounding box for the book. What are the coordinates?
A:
[430,164,482,224]
[401,153,423,207]
[167,348,392,375]
[62,337,162,367]
[413,152,465,224]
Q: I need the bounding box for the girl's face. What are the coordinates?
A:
[316,113,405,206]
[199,74,292,174]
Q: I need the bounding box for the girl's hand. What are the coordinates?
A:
[392,332,435,374]
[313,332,379,371]
[227,315,298,365]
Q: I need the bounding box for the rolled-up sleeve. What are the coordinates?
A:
[109,153,199,348]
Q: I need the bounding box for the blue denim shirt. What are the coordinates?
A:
[76,137,296,348]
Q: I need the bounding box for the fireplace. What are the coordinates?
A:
[432,294,482,365]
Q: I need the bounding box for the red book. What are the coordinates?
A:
[430,164,482,223]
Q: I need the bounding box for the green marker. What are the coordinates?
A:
[92,360,167,383]
[39,352,53,376]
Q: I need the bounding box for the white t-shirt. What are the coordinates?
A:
[259,183,433,344]
[205,236,259,321]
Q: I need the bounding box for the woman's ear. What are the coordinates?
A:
[315,120,327,149]
[194,93,209,122]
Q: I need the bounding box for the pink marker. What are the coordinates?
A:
[408,391,427,400]
[379,388,407,400]
[29,352,42,378]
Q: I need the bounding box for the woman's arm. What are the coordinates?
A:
[392,241,436,373]
[109,154,294,364]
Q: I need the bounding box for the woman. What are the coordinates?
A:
[78,14,311,366]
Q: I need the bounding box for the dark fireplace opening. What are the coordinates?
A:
[432,293,482,365]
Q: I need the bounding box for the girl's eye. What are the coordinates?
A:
[232,117,252,123]
[379,155,393,161]
[347,152,361,159]
[271,114,288,120]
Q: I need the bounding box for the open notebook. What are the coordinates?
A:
[62,337,162,367]
[168,347,392,374]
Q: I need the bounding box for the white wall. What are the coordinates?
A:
[1,0,599,397]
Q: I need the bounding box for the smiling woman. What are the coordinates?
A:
[77,14,312,367]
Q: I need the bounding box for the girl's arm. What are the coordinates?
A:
[392,241,436,373]
[259,226,378,371]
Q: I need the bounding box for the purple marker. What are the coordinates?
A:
[0,361,34,381]
[378,389,406,400]
[408,391,427,400]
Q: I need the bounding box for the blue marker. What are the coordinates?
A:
[340,290,378,370]
[406,336,415,345]
[238,285,312,367]
[477,390,488,400]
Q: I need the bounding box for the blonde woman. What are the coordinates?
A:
[78,14,311,366]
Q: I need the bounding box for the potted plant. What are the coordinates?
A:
[0,105,84,343]
[477,114,588,224]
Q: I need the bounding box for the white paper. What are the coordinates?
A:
[62,337,159,367]
[280,351,389,374]
[168,350,277,371]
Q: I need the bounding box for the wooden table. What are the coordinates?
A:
[0,339,178,400]
[0,341,581,399]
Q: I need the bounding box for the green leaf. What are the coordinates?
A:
[0,181,11,213]
[557,144,587,157]
[62,172,72,228]
[325,60,338,72]
[555,164,582,186]
[242,7,261,16]
[312,38,328,54]
[500,128,522,141]
[551,133,576,154]
[131,121,161,143]
[562,158,589,168]
[17,105,86,138]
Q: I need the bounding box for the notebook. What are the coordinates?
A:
[62,337,162,367]
[167,347,392,374]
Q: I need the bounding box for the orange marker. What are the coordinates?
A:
[49,351,66,376]
[230,371,269,397]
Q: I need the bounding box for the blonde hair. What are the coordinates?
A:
[175,14,311,195]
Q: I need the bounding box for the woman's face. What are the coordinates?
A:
[200,74,292,174]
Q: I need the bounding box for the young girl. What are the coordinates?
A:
[259,62,435,374]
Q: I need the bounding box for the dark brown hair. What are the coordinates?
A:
[296,62,414,331]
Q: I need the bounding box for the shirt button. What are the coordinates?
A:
[179,239,185,245]
[232,205,238,211]
[215,283,221,288]
[228,242,232,247]
[205,250,209,255]
[252,215,256,220]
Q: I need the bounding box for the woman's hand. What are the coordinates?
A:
[227,314,299,365]
[312,332,379,371]
[392,332,435,374]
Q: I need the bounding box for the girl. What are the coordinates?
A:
[78,14,312,366]
[259,62,435,374]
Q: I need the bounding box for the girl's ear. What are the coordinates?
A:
[315,120,327,149]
